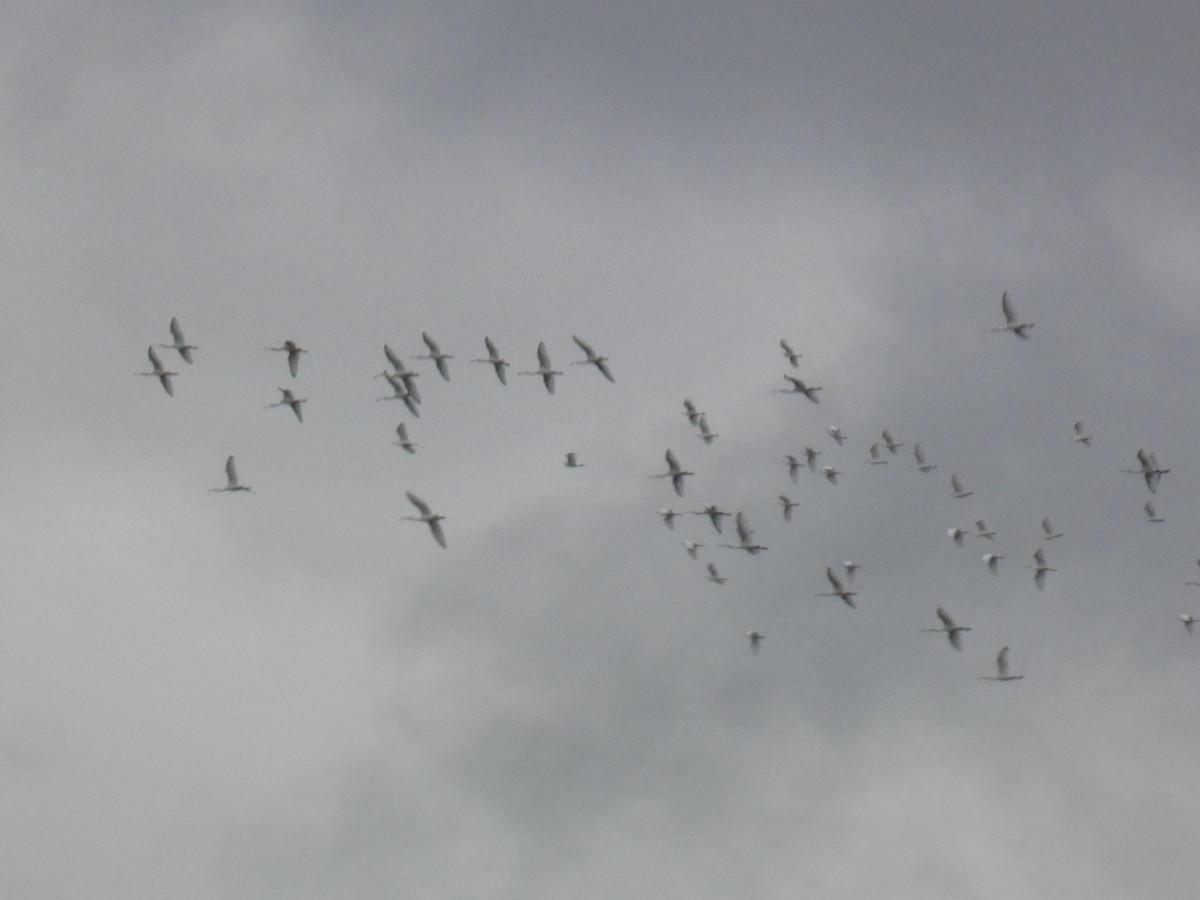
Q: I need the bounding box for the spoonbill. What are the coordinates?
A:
[987,291,1033,339]
[570,335,615,382]
[1030,548,1056,590]
[779,495,797,521]
[1144,501,1165,524]
[817,567,856,608]
[975,520,996,540]
[1041,518,1063,540]
[1124,450,1169,493]
[1182,615,1197,635]
[950,474,973,499]
[804,446,821,471]
[827,425,846,445]
[376,373,421,417]
[978,647,1023,681]
[693,504,729,533]
[652,449,693,497]
[564,452,583,468]
[696,415,718,445]
[394,422,417,454]
[682,399,704,426]
[1072,421,1093,445]
[774,375,821,403]
[822,465,840,485]
[780,339,802,367]
[659,508,680,529]
[417,332,453,381]
[138,346,176,396]
[705,562,727,585]
[471,337,509,385]
[842,561,862,582]
[984,552,1004,574]
[948,527,966,547]
[266,340,307,377]
[682,540,703,559]
[210,455,251,492]
[922,606,970,650]
[881,429,903,454]
[381,345,422,402]
[158,317,197,363]
[867,443,887,464]
[401,492,446,548]
[518,342,562,394]
[265,387,306,422]
[785,455,802,483]
[912,443,937,473]
[719,512,767,554]
[747,630,765,654]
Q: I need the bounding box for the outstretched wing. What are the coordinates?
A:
[1001,291,1015,324]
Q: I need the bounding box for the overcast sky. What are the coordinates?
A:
[4,2,1200,897]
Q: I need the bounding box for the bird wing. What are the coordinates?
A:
[572,335,596,358]
[484,336,499,357]
[913,444,925,464]
[707,562,719,578]
[997,647,1009,677]
[147,345,164,371]
[406,492,432,516]
[396,423,409,442]
[170,317,185,343]
[951,474,963,493]
[225,456,239,486]
[536,341,551,368]
[1146,501,1156,517]
[826,567,844,592]
[384,344,403,371]
[936,606,954,629]
[1034,547,1046,565]
[1001,291,1015,324]
[665,449,681,474]
[429,519,447,548]
[595,359,615,382]
[422,332,440,355]
[287,349,299,377]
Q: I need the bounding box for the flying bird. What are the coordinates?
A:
[827,425,846,445]
[394,422,417,454]
[780,339,802,367]
[470,337,509,385]
[1124,450,1169,493]
[779,495,797,521]
[1182,615,1197,635]
[652,449,693,497]
[719,512,768,554]
[693,504,730,533]
[138,345,177,396]
[1041,518,1063,540]
[401,492,446,548]
[695,415,718,445]
[774,375,822,403]
[158,317,197,363]
[518,341,562,394]
[842,561,862,582]
[265,387,306,422]
[266,340,307,377]
[659,508,681,529]
[682,540,703,559]
[978,647,1023,681]
[564,452,583,468]
[381,345,422,402]
[376,372,421,417]
[922,606,971,650]
[682,399,704,426]
[816,566,857,608]
[948,527,967,547]
[1030,548,1056,591]
[1144,501,1165,524]
[210,455,251,492]
[822,465,841,485]
[867,443,888,465]
[950,474,973,499]
[983,552,1004,574]
[570,335,615,382]
[1072,422,1093,446]
[975,520,996,540]
[912,443,937,473]
[705,562,727,585]
[746,630,765,655]
[804,446,821,471]
[987,291,1033,339]
[881,429,903,454]
[785,455,802,483]
[417,332,453,381]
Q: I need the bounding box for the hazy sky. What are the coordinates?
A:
[4,2,1200,897]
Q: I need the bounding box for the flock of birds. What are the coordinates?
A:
[136,293,1197,678]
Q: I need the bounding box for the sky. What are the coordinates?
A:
[3,1,1200,896]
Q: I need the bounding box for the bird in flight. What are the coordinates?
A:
[471,337,509,385]
[394,422,417,454]
[822,465,841,485]
[983,552,1004,574]
[746,630,765,654]
[652,449,693,497]
[266,340,307,377]
[842,561,862,582]
[773,375,821,403]
[518,342,562,394]
[564,452,583,468]
[780,339,802,367]
[138,346,177,396]
[817,566,857,608]
[1144,501,1165,524]
[922,606,970,650]
[1182,615,1197,635]
[912,443,937,473]
[376,372,421,417]
[827,425,846,445]
[381,345,422,402]
[417,332,453,381]
[682,540,703,559]
[1030,548,1056,591]
[720,512,768,554]
[696,415,718,445]
[401,492,446,548]
[975,520,996,540]
[881,429,903,454]
[210,455,251,492]
[779,495,798,522]
[159,317,197,363]
[705,562,727,585]
[987,291,1033,339]
[1072,421,1093,446]
[978,647,1023,681]
[570,335,615,382]
[693,504,729,533]
[659,508,681,529]
[1041,518,1064,540]
[682,399,704,426]
[265,387,306,422]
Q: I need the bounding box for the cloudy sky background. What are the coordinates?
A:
[3,2,1200,896]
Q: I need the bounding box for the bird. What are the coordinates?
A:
[773,375,821,403]
[804,446,821,471]
[1072,421,1093,446]
[266,340,307,377]
[867,443,888,464]
[659,508,680,529]
[827,425,846,445]
[394,422,417,454]
[570,335,615,382]
[746,630,765,655]
[693,504,730,533]
[417,332,453,381]
[682,399,704,426]
[1144,501,1165,524]
[376,372,421,417]
[912,443,937,473]
[1030,548,1056,591]
[682,540,703,559]
[564,452,583,468]
[1182,615,1197,635]
[158,317,197,363]
[470,337,509,385]
[652,449,693,497]
[983,552,1004,574]
[842,561,862,582]
[922,606,970,650]
[975,520,996,540]
[779,495,797,521]
[1041,518,1064,540]
[950,474,973,499]
[1124,450,1169,493]
[780,339,802,367]
[987,291,1033,339]
[785,455,802,483]
[978,647,1023,681]
[401,491,446,548]
[210,455,251,492]
[705,562,727,585]
[518,341,562,394]
[948,527,967,547]
[719,512,768,554]
[138,345,177,396]
[822,465,841,485]
[881,429,903,454]
[816,566,857,608]
[696,415,718,445]
[265,387,306,422]
[380,345,422,402]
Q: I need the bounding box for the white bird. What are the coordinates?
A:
[1072,421,1093,446]
[978,646,1023,681]
[842,561,862,582]
[779,495,797,521]
[1030,547,1056,591]
[266,340,307,377]
[210,455,251,492]
[376,372,421,417]
[1182,614,1197,635]
[682,540,703,559]
[570,335,615,382]
[682,399,704,426]
[785,455,802,483]
[394,422,417,453]
[1144,501,1165,524]
[950,474,973,499]
[867,443,888,465]
[471,337,509,385]
[652,449,693,497]
[816,566,856,608]
[773,374,822,403]
[693,504,730,533]
[401,491,446,548]
[1041,518,1063,540]
[822,465,841,485]
[705,562,727,585]
[138,345,177,396]
[780,339,802,367]
[719,512,768,554]
[987,291,1033,339]
[1124,449,1169,493]
[158,317,197,363]
[564,452,583,468]
[804,446,821,471]
[881,429,903,454]
[975,520,996,540]
[518,341,562,394]
[265,387,306,422]
[696,415,718,445]
[746,630,765,654]
[983,552,1004,574]
[948,527,967,547]
[912,443,937,473]
[417,332,453,381]
[659,508,680,529]
[827,425,846,445]
[922,606,970,650]
[380,345,422,402]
